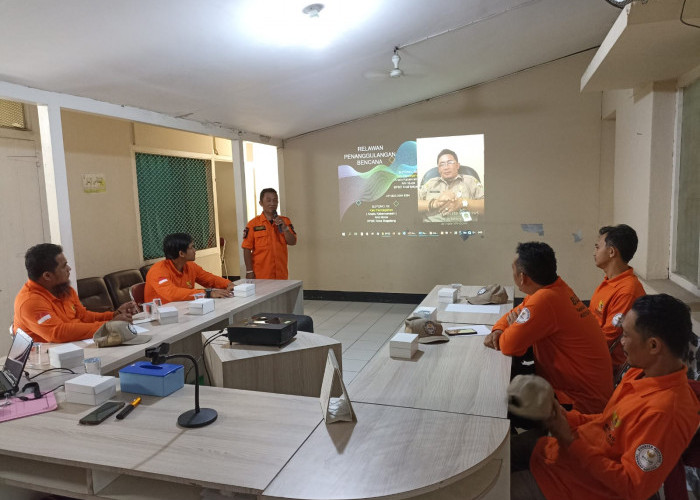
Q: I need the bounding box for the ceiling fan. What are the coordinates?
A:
[363,47,415,81]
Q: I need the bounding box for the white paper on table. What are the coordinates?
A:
[82,339,95,345]
[131,325,149,334]
[132,317,153,325]
[445,303,502,314]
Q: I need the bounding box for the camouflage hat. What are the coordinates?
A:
[403,316,449,344]
[467,284,509,305]
[507,374,555,421]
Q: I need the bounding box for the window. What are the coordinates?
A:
[673,78,700,288]
[0,99,26,130]
[135,152,216,260]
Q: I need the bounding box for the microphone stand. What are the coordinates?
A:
[146,343,217,428]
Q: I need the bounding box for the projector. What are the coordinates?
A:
[226,317,297,346]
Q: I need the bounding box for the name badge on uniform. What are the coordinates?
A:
[254,225,266,231]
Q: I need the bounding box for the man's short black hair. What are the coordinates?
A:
[631,294,693,360]
[515,242,558,286]
[163,233,193,260]
[436,149,458,164]
[259,188,278,202]
[25,243,62,281]
[599,224,638,263]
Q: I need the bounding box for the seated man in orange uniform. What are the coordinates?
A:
[242,188,297,280]
[13,243,137,343]
[145,232,233,304]
[484,242,612,414]
[590,224,645,373]
[512,294,700,500]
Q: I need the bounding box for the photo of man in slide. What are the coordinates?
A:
[418,148,484,223]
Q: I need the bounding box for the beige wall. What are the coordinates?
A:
[215,160,241,277]
[283,51,611,298]
[61,112,233,279]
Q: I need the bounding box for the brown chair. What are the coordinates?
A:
[76,277,115,313]
[139,263,154,280]
[129,282,146,306]
[104,269,144,307]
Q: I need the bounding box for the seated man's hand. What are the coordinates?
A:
[440,198,463,215]
[226,282,235,292]
[114,301,138,322]
[483,329,503,350]
[507,307,522,325]
[545,404,576,448]
[210,288,232,299]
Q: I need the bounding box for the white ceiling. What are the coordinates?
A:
[0,0,621,140]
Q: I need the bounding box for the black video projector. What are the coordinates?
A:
[226,316,297,346]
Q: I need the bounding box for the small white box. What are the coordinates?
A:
[48,343,84,369]
[389,332,419,359]
[65,374,117,406]
[158,306,179,325]
[438,288,458,303]
[188,298,215,315]
[412,306,437,321]
[234,283,256,297]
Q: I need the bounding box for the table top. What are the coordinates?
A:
[28,279,303,374]
[0,385,321,496]
[429,284,514,325]
[264,402,510,500]
[202,329,340,362]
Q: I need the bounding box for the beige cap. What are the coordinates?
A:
[467,284,509,305]
[403,317,449,344]
[507,374,555,421]
[93,321,152,348]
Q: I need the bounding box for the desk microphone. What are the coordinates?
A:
[271,210,283,233]
[145,343,217,428]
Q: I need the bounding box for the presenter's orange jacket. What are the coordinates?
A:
[13,280,114,343]
[531,367,700,500]
[589,268,645,367]
[145,259,231,304]
[241,213,295,279]
[495,277,613,413]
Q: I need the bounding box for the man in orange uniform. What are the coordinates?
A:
[512,294,700,500]
[484,242,612,414]
[242,188,297,279]
[590,224,645,372]
[13,243,137,343]
[145,233,233,304]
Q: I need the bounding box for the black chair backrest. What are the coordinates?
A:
[76,277,115,313]
[419,165,481,186]
[139,264,154,280]
[104,270,144,307]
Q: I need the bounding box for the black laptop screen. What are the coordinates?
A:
[4,329,33,384]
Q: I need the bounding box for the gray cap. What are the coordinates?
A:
[93,321,152,348]
[467,284,509,305]
[507,374,555,421]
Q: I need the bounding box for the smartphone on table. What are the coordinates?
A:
[79,401,125,425]
[445,327,478,336]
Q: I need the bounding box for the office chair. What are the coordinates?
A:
[104,269,144,307]
[129,282,146,306]
[220,237,228,278]
[76,277,115,312]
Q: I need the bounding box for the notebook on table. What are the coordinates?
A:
[0,328,33,397]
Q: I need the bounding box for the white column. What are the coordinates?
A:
[231,138,248,277]
[37,104,76,274]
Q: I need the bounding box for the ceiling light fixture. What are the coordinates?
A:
[603,0,646,8]
[302,3,324,18]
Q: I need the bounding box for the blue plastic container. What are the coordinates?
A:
[119,362,184,396]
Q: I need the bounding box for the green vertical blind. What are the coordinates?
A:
[135,153,216,260]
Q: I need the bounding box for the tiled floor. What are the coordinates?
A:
[303,299,418,384]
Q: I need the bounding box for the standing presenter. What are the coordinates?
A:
[241,188,297,279]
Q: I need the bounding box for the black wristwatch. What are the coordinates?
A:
[205,288,212,298]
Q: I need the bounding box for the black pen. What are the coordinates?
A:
[116,397,141,420]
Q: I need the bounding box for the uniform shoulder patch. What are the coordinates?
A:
[612,313,624,327]
[635,444,662,472]
[516,307,530,324]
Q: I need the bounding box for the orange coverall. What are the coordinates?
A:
[13,280,114,343]
[144,259,231,304]
[241,213,295,280]
[531,367,700,500]
[589,267,645,367]
[495,277,613,414]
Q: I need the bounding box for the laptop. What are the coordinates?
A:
[0,328,33,397]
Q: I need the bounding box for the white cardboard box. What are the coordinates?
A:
[234,283,255,297]
[188,298,215,315]
[48,343,84,369]
[389,332,418,359]
[412,306,437,321]
[158,306,179,325]
[438,288,458,303]
[65,374,117,406]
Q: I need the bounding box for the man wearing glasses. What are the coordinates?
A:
[418,149,484,223]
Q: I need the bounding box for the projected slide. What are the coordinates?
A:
[338,134,484,237]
